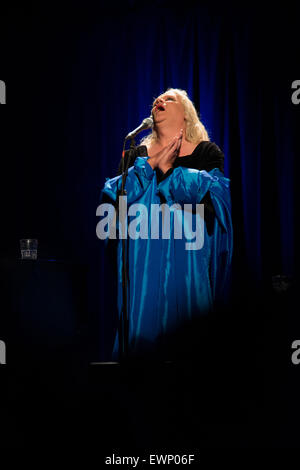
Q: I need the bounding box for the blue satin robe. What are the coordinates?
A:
[101,156,233,356]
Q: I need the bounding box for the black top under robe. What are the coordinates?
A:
[117,141,224,179]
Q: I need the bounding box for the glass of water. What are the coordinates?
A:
[20,239,38,260]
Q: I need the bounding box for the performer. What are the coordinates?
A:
[101,88,233,359]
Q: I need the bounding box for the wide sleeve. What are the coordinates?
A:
[158,166,233,301]
[157,166,224,202]
[101,156,154,204]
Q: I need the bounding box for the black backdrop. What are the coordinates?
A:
[0,1,300,448]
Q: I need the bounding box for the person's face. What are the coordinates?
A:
[151,91,185,128]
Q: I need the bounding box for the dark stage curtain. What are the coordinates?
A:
[0,2,299,363]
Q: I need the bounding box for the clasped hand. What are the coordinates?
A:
[147,129,183,174]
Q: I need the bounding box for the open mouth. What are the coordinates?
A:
[155,104,165,112]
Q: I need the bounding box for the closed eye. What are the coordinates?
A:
[152,96,175,107]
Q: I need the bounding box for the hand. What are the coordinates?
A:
[147,130,183,173]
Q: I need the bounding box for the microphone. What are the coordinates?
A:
[125,116,153,140]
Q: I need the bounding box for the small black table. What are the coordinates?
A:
[0,258,88,363]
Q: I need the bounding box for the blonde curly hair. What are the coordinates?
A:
[140,88,210,147]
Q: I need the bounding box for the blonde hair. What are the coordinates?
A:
[140,88,210,147]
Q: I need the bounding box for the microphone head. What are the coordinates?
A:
[142,116,153,129]
[125,116,154,141]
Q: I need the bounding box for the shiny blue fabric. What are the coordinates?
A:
[102,157,233,356]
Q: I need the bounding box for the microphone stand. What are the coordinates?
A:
[117,136,137,362]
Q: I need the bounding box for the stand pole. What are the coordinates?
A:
[117,137,137,362]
